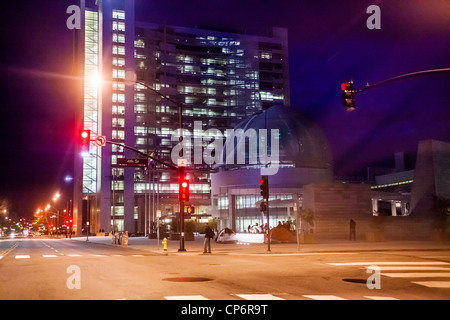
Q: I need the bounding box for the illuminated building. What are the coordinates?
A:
[73,0,290,235]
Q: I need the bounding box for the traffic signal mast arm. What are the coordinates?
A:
[341,68,450,111]
[357,68,450,93]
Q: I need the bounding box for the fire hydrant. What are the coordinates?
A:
[162,238,167,251]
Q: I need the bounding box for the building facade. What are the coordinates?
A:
[74,0,290,235]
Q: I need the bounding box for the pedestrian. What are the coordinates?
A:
[349,219,356,241]
[203,223,214,254]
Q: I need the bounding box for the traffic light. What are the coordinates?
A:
[65,217,73,226]
[186,206,195,214]
[80,129,91,154]
[259,202,267,212]
[179,178,189,202]
[341,81,355,111]
[260,176,269,199]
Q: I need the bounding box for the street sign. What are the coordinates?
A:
[95,135,107,147]
[177,158,188,167]
[117,158,148,167]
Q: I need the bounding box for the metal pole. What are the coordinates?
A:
[266,198,270,252]
[178,166,186,252]
[357,68,450,93]
[86,196,90,242]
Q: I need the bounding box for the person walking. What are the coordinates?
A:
[349,219,356,241]
[203,223,215,254]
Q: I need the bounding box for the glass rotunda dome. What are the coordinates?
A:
[217,105,333,171]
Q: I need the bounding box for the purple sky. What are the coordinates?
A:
[0,0,449,217]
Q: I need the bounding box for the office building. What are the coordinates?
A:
[73,0,290,235]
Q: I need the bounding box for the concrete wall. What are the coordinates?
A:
[302,182,438,240]
[302,182,372,239]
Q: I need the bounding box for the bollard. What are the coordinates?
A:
[162,237,167,251]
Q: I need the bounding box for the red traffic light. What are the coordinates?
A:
[341,81,355,111]
[260,176,269,198]
[179,178,189,202]
[80,130,91,153]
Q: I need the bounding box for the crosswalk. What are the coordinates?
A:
[327,260,450,289]
[163,293,400,300]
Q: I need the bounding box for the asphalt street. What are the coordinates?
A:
[1,236,449,301]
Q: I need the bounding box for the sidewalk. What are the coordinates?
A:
[71,235,450,255]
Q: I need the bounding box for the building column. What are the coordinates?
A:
[372,198,379,215]
[391,200,397,216]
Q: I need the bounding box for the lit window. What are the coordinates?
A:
[112,10,125,20]
[260,52,272,59]
[112,69,125,79]
[113,57,125,67]
[112,21,125,32]
[113,33,125,43]
[134,39,145,48]
[112,45,125,55]
[112,82,125,91]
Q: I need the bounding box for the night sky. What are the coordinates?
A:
[0,0,449,218]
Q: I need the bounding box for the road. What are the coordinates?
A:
[0,237,449,300]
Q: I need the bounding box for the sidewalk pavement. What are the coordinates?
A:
[71,235,450,255]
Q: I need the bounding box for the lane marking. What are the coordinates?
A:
[381,272,450,278]
[364,296,398,300]
[42,255,58,258]
[369,266,450,271]
[235,294,285,300]
[252,252,357,257]
[15,255,30,259]
[412,281,450,288]
[164,295,209,300]
[328,262,450,266]
[303,295,347,300]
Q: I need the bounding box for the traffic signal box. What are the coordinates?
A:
[186,206,195,214]
[260,176,269,199]
[65,217,73,226]
[341,81,355,111]
[80,129,91,153]
[179,178,189,202]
